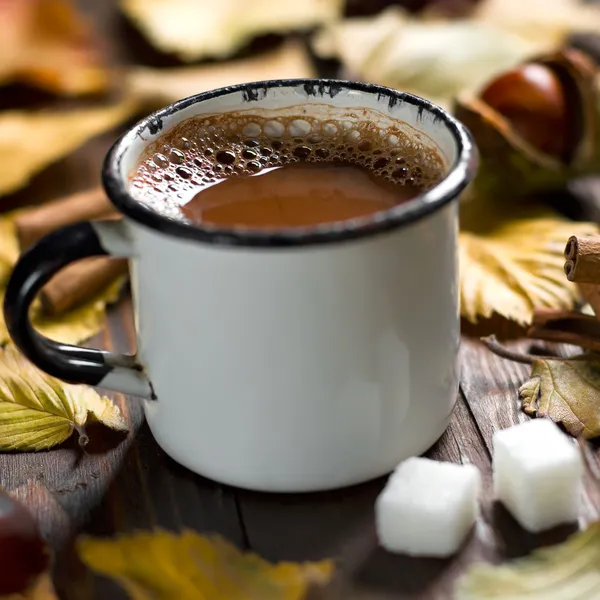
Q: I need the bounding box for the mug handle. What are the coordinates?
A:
[3,220,155,399]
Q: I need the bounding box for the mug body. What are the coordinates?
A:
[108,81,475,492]
[130,201,458,491]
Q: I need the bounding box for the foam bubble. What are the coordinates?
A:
[288,119,311,137]
[264,120,285,138]
[129,109,446,218]
[243,123,261,137]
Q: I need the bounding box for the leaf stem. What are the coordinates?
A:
[75,425,89,449]
[481,336,596,364]
[480,336,534,365]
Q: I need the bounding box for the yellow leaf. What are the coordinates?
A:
[78,530,334,600]
[0,100,138,197]
[0,218,18,286]
[312,7,545,107]
[0,211,124,346]
[459,208,598,325]
[0,278,124,347]
[127,40,316,109]
[0,0,108,95]
[121,0,343,61]
[0,345,127,451]
[456,523,600,599]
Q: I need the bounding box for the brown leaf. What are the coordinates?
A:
[459,206,598,325]
[127,40,316,109]
[520,356,600,439]
[121,0,343,61]
[0,0,108,95]
[78,530,334,600]
[0,99,137,197]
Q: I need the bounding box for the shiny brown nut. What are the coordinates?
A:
[481,63,569,158]
[0,490,49,594]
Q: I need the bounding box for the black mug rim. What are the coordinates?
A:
[102,79,478,248]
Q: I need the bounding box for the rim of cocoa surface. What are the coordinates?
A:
[103,79,478,247]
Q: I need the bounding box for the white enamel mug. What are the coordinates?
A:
[4,80,477,492]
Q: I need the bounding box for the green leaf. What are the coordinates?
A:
[519,357,600,439]
[0,345,127,451]
[456,523,600,599]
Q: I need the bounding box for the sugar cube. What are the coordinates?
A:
[493,419,583,533]
[375,457,480,557]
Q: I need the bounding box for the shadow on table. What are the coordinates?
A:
[492,501,578,559]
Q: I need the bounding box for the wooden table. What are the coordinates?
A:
[2,2,600,598]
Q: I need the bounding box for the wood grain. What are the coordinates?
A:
[1,0,599,598]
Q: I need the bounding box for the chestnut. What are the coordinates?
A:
[480,63,569,158]
[0,489,49,595]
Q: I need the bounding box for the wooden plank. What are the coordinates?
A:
[49,300,245,598]
[460,336,600,527]
[237,394,495,600]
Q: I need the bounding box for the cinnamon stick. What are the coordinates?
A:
[564,235,600,284]
[14,188,116,251]
[40,258,128,317]
[12,187,128,316]
[526,308,600,352]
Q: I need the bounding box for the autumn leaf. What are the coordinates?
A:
[78,530,334,600]
[0,345,127,451]
[0,0,108,95]
[459,207,598,325]
[0,99,138,197]
[121,0,343,61]
[127,40,315,109]
[0,218,18,287]
[0,211,125,346]
[312,7,546,107]
[519,357,600,439]
[0,278,125,347]
[456,523,600,599]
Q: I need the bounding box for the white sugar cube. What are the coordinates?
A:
[493,419,583,533]
[375,457,480,557]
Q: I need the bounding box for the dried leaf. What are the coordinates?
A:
[29,275,126,345]
[78,530,334,600]
[473,0,600,48]
[456,523,600,599]
[0,280,125,347]
[0,219,18,286]
[0,0,108,95]
[519,357,600,439]
[0,345,127,451]
[3,572,58,600]
[459,207,598,325]
[0,99,138,197]
[0,212,124,346]
[121,0,343,61]
[127,40,315,109]
[312,7,545,107]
